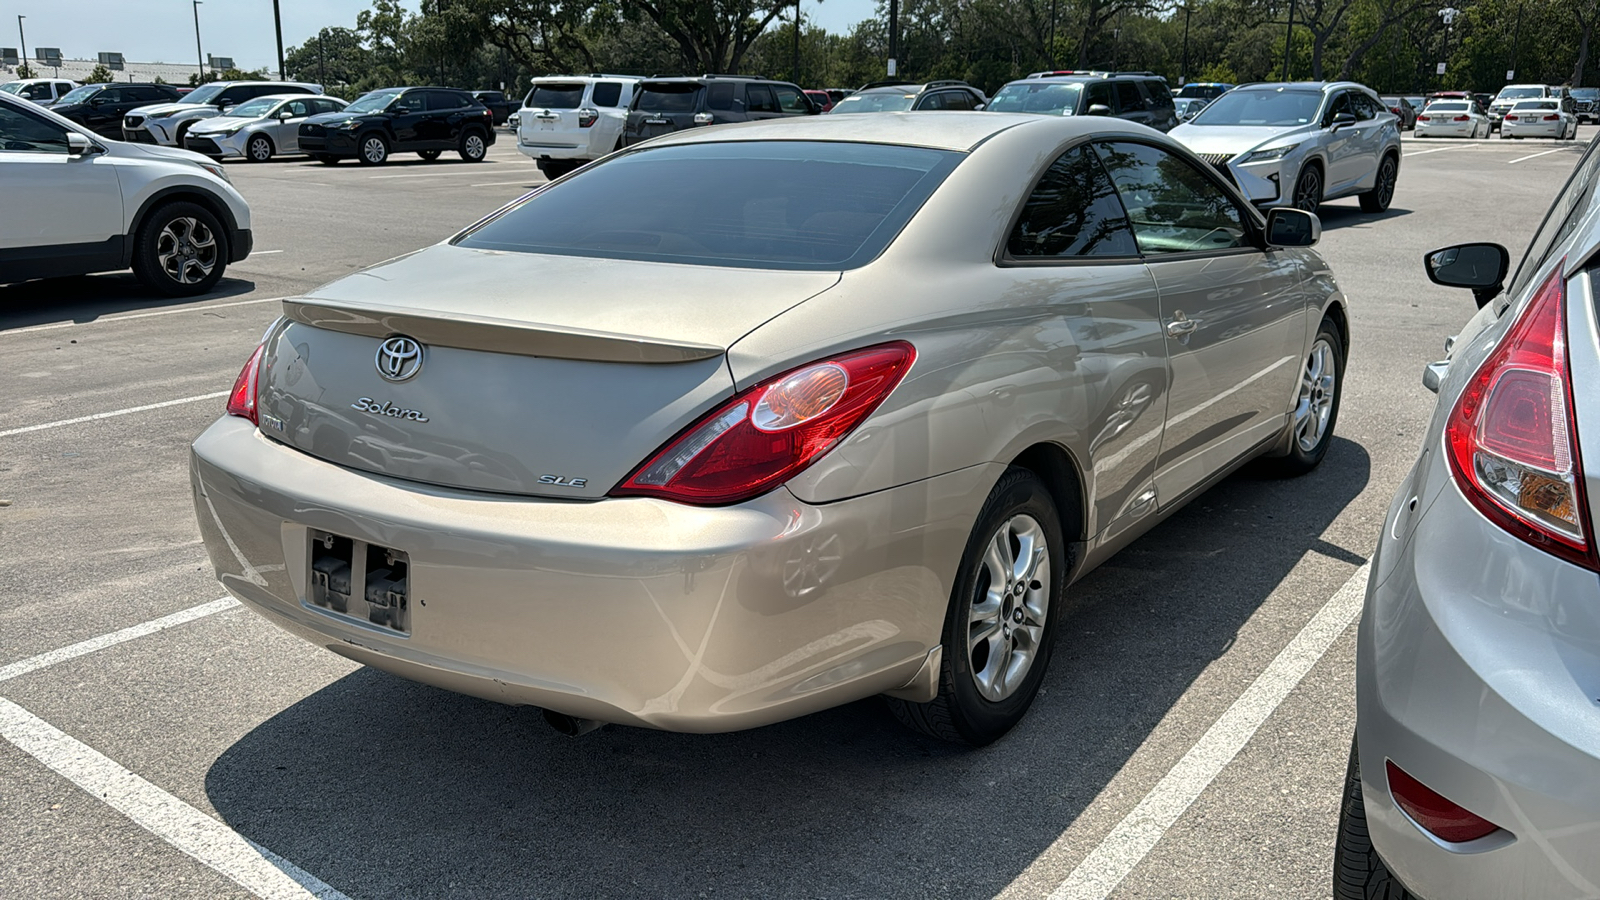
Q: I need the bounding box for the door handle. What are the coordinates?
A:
[1166,312,1199,338]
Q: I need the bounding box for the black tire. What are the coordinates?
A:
[417,149,441,161]
[1291,162,1323,213]
[458,128,488,162]
[1265,316,1344,477]
[886,467,1068,746]
[314,154,341,165]
[356,133,389,165]
[1335,737,1418,900]
[130,201,228,297]
[536,158,580,179]
[1359,154,1398,213]
[245,133,274,163]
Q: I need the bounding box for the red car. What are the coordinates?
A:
[804,90,834,113]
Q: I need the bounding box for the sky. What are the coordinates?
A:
[3,0,880,73]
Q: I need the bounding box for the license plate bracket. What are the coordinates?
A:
[308,530,411,634]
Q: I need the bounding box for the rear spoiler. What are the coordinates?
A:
[281,298,723,364]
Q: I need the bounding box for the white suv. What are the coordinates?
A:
[0,78,79,107]
[0,92,253,296]
[516,75,638,178]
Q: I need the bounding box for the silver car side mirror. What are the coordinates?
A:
[65,131,93,157]
[1265,207,1321,248]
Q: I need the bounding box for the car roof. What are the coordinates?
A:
[628,110,1154,153]
[254,93,342,102]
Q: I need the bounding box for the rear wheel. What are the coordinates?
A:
[314,153,340,165]
[131,201,228,297]
[1292,163,1322,213]
[886,467,1067,746]
[458,129,487,162]
[1359,154,1397,213]
[246,133,273,163]
[1335,737,1419,900]
[357,133,389,165]
[1265,316,1344,476]
[417,149,441,161]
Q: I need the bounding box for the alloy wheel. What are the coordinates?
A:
[464,133,485,159]
[1375,158,1396,208]
[155,216,217,285]
[967,514,1051,702]
[1294,338,1338,452]
[1294,167,1321,213]
[363,136,387,164]
[249,135,271,161]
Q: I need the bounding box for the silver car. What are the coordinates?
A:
[192,114,1348,744]
[182,94,348,162]
[1337,138,1600,897]
[1170,81,1401,215]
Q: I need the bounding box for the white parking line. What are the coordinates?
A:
[0,597,239,683]
[1509,147,1573,164]
[253,250,285,255]
[1403,146,1460,157]
[368,168,507,179]
[0,698,350,900]
[1025,562,1370,900]
[0,391,227,438]
[470,180,543,188]
[1,296,283,337]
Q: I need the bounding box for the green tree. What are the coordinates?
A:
[85,63,114,83]
[15,62,34,78]
[286,27,371,89]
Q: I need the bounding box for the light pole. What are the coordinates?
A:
[1282,0,1297,81]
[1437,6,1458,88]
[792,0,800,86]
[16,16,25,68]
[1049,0,1058,69]
[1180,4,1192,84]
[272,0,285,80]
[887,0,898,77]
[192,0,204,82]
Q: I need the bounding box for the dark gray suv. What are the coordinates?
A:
[828,80,987,114]
[622,75,816,146]
[986,70,1179,132]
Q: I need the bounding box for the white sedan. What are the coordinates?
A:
[1501,99,1578,140]
[1414,101,1489,139]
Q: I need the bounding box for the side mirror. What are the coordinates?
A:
[974,102,986,111]
[90,96,107,106]
[277,110,294,120]
[65,131,93,157]
[1087,103,1112,116]
[1424,242,1510,308]
[1329,112,1357,130]
[1264,207,1321,247]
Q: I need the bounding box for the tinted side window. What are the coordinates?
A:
[1352,93,1378,120]
[314,99,343,114]
[1323,92,1353,126]
[97,88,125,104]
[1008,145,1138,259]
[1084,82,1112,110]
[1145,81,1175,109]
[706,82,735,111]
[1093,141,1248,255]
[746,84,778,113]
[1114,82,1145,112]
[1506,139,1600,298]
[393,92,427,113]
[943,91,979,111]
[591,82,622,108]
[772,85,810,114]
[426,91,463,111]
[285,99,311,117]
[915,92,944,110]
[0,102,70,153]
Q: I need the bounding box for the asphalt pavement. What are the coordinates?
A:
[1,126,1594,900]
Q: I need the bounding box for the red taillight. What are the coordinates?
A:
[577,107,598,128]
[1445,265,1598,570]
[1452,114,1470,122]
[1544,114,1562,121]
[226,344,264,425]
[1417,114,1431,121]
[1505,114,1518,121]
[611,342,916,505]
[1386,761,1502,843]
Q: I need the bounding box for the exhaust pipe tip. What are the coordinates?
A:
[542,708,605,737]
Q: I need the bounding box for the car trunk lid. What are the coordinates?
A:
[518,81,589,151]
[257,243,840,499]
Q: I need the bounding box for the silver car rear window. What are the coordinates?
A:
[455,141,962,271]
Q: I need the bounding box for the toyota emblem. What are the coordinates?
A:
[376,336,424,382]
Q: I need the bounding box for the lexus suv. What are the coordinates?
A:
[1169,81,1401,215]
[985,71,1179,132]
[298,86,495,165]
[51,82,182,139]
[122,80,321,146]
[827,80,986,114]
[0,91,252,295]
[621,75,816,147]
[516,75,639,178]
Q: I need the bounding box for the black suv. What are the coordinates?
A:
[472,90,513,126]
[987,70,1179,132]
[828,80,987,114]
[50,83,182,139]
[623,75,816,146]
[298,86,496,165]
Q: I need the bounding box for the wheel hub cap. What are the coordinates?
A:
[967,513,1051,702]
[1293,338,1338,452]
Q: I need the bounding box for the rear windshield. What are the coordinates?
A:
[455,141,961,270]
[830,91,916,113]
[1574,89,1600,100]
[1176,84,1227,100]
[636,83,702,112]
[527,83,584,109]
[987,82,1082,115]
[1427,102,1469,111]
[1511,100,1558,110]
[1192,89,1321,126]
[1498,87,1545,101]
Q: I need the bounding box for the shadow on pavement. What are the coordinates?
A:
[1313,202,1412,230]
[206,437,1370,898]
[0,276,256,331]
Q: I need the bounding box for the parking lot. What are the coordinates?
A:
[0,125,1594,899]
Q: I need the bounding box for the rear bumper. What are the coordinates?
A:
[1414,121,1477,137]
[1357,477,1600,899]
[190,416,991,732]
[1501,121,1565,137]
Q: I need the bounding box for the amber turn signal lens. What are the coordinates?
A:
[752,363,849,432]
